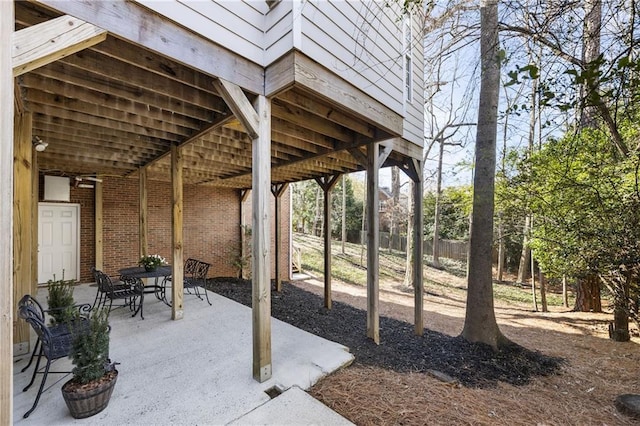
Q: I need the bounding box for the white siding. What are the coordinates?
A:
[264,0,294,64]
[137,0,266,65]
[402,13,425,146]
[297,1,404,115]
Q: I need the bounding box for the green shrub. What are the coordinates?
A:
[70,308,111,384]
[47,275,76,325]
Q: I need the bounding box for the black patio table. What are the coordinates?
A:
[117,265,172,306]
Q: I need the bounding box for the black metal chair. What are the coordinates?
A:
[92,268,146,319]
[17,295,91,418]
[163,258,212,305]
[185,260,212,305]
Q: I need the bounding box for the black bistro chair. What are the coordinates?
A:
[163,258,212,305]
[92,268,146,319]
[185,260,212,305]
[17,295,91,418]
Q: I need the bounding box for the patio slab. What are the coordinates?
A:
[13,283,354,425]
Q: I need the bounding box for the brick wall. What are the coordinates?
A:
[38,175,290,283]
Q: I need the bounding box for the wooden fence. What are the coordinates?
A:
[345,231,468,262]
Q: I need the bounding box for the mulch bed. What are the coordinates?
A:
[207,278,564,388]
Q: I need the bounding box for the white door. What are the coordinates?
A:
[38,203,80,283]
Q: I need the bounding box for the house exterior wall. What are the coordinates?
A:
[48,177,289,284]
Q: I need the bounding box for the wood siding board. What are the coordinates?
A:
[137,0,264,66]
[299,1,403,114]
[264,1,293,64]
[37,0,263,94]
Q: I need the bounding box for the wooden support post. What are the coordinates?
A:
[315,175,341,309]
[239,189,250,279]
[411,159,424,335]
[95,177,103,271]
[252,95,272,382]
[139,167,148,258]
[271,183,288,292]
[170,144,184,320]
[366,143,380,343]
[13,112,32,355]
[398,157,425,335]
[31,150,38,294]
[1,2,15,421]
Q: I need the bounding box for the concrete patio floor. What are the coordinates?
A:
[13,282,354,425]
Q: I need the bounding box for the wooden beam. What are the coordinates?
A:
[379,140,394,166]
[171,144,184,320]
[271,183,288,292]
[94,176,103,271]
[35,0,263,93]
[13,112,32,355]
[314,174,341,309]
[293,52,402,136]
[213,78,259,139]
[1,2,14,420]
[139,167,148,258]
[348,147,368,167]
[252,95,272,382]
[12,14,107,76]
[366,143,380,343]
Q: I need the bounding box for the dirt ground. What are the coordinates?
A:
[210,267,640,426]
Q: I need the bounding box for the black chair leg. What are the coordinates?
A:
[21,338,41,373]
[202,287,212,306]
[23,358,52,418]
[22,347,43,392]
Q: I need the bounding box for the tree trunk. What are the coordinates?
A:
[404,181,415,287]
[539,270,548,312]
[390,166,400,252]
[312,186,322,237]
[341,175,346,254]
[497,212,504,281]
[433,140,444,268]
[574,274,602,312]
[461,0,508,350]
[517,216,531,283]
[531,247,538,312]
[562,275,569,308]
[608,273,631,342]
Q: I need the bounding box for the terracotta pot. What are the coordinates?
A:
[61,370,118,419]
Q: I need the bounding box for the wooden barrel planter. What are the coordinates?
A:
[61,370,118,419]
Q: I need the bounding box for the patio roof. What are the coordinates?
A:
[14,1,418,189]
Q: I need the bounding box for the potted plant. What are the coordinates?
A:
[139,254,166,272]
[61,308,118,419]
[46,274,76,325]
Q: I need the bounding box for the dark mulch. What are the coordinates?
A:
[206,278,565,388]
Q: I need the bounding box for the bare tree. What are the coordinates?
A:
[461,0,508,349]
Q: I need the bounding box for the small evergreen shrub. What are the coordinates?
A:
[70,308,111,384]
[47,275,76,325]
